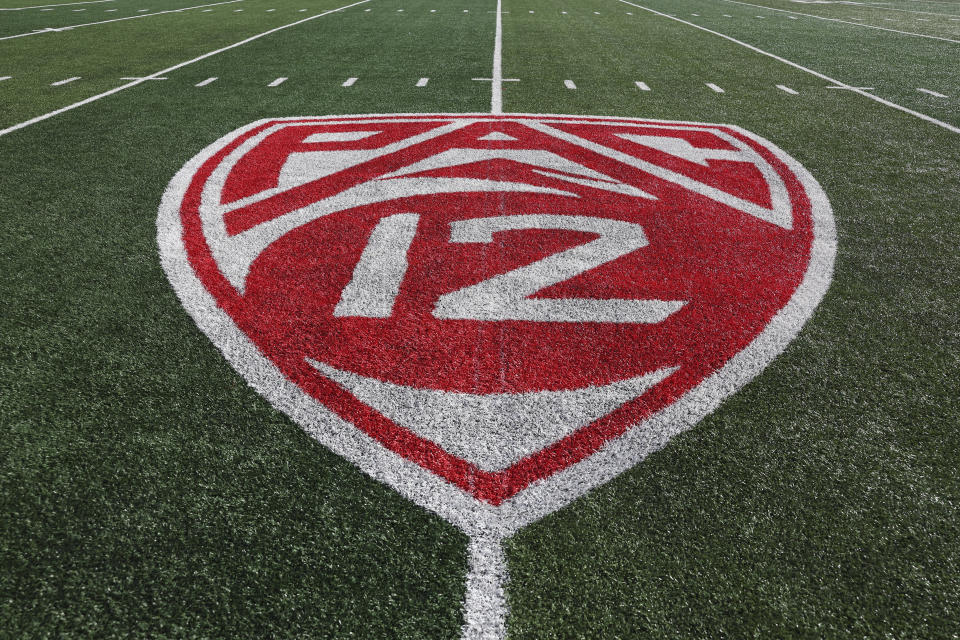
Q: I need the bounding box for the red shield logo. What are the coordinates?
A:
[158,114,835,535]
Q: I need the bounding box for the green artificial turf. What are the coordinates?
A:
[1,0,958,637]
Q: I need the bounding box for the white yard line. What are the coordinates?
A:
[0,0,114,10]
[0,0,372,139]
[844,3,960,17]
[0,0,245,42]
[460,534,508,640]
[616,0,960,134]
[490,0,504,113]
[715,0,960,44]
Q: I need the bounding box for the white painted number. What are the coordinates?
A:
[335,214,686,324]
[334,213,419,318]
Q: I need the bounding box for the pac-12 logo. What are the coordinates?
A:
[158,114,835,536]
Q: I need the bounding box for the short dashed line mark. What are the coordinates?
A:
[342,77,358,87]
[195,77,217,86]
[0,76,12,81]
[918,87,948,97]
[416,77,429,87]
[635,81,650,91]
[564,79,576,89]
[777,84,798,94]
[706,83,725,93]
[51,76,80,86]
[267,77,286,87]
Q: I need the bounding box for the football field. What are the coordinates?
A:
[1,0,958,637]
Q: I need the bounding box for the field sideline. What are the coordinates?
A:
[1,0,958,638]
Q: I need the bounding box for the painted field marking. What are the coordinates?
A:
[594,10,600,13]
[626,11,632,14]
[918,88,948,97]
[137,8,148,11]
[564,79,577,89]
[0,76,12,81]
[72,8,85,10]
[826,85,874,90]
[562,10,567,13]
[491,0,505,113]
[195,76,217,86]
[692,12,700,15]
[0,0,114,9]
[635,81,650,90]
[202,7,212,10]
[723,13,732,16]
[416,77,429,87]
[616,0,960,134]
[706,82,725,92]
[777,84,798,94]
[788,15,797,19]
[51,76,81,85]
[268,77,286,87]
[342,76,358,87]
[266,7,274,11]
[120,76,168,80]
[0,0,245,41]
[105,7,116,10]
[234,8,242,11]
[755,14,764,18]
[715,0,960,44]
[0,0,371,139]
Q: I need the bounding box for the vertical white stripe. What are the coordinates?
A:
[490,0,503,113]
[460,535,508,640]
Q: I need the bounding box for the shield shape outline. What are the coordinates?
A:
[157,113,836,538]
